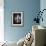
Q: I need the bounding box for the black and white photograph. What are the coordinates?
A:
[12,12,24,26]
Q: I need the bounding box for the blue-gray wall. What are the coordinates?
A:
[40,0,46,27]
[4,0,40,42]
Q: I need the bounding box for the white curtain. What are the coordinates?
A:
[0,0,4,42]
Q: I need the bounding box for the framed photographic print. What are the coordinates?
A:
[12,12,24,26]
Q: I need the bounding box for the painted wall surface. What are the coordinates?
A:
[40,0,46,27]
[4,0,40,42]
